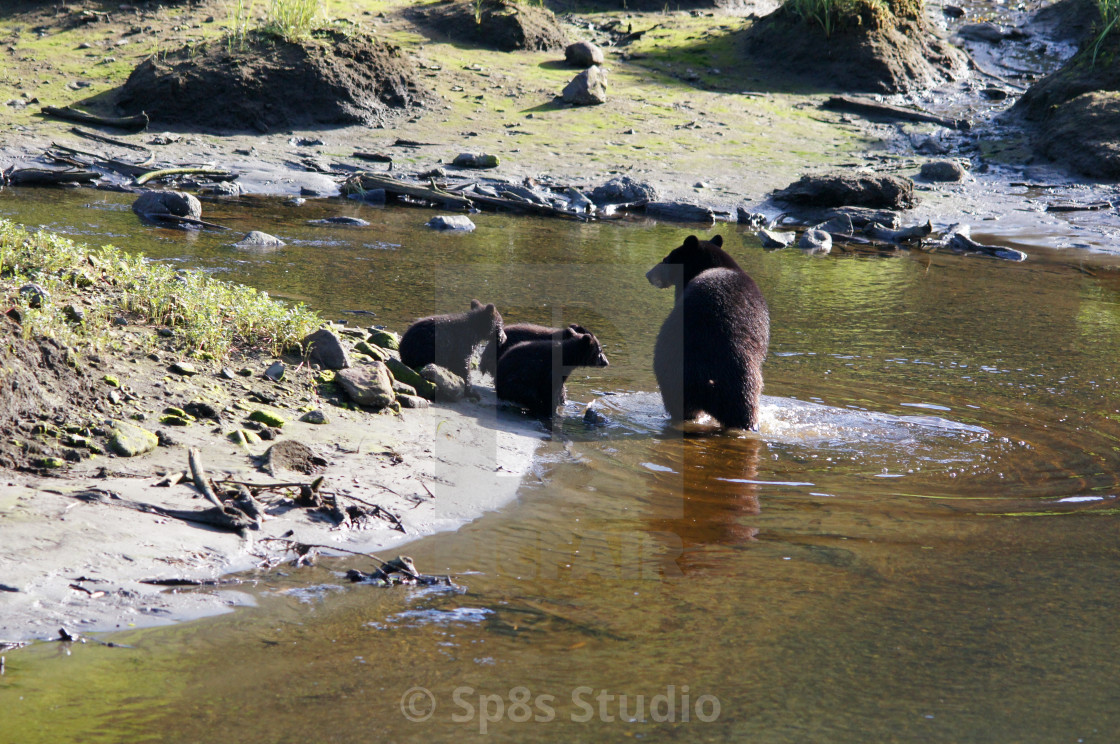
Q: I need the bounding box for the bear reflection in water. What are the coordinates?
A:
[646,234,770,432]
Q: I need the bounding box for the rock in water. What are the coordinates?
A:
[234,230,285,248]
[426,215,476,231]
[565,41,604,67]
[336,362,396,409]
[132,190,202,219]
[302,328,351,370]
[562,66,608,106]
[798,229,833,254]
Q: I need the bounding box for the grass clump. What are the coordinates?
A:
[782,0,900,36]
[1092,0,1120,65]
[261,0,324,42]
[0,219,318,359]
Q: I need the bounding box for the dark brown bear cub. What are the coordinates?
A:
[479,322,590,378]
[496,331,609,417]
[646,234,769,431]
[399,299,505,381]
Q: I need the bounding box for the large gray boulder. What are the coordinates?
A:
[132,190,202,220]
[562,66,608,106]
[565,41,604,67]
[302,328,351,370]
[336,362,396,409]
[589,176,659,205]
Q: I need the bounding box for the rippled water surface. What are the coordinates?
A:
[4,188,1120,742]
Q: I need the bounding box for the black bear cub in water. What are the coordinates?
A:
[399,299,505,381]
[646,234,769,431]
[479,322,591,378]
[496,330,609,416]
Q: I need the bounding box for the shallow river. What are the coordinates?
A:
[4,188,1120,742]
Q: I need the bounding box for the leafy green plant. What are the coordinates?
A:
[1091,0,1120,65]
[227,0,256,52]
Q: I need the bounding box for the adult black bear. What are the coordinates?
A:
[496,330,609,417]
[399,299,505,381]
[478,322,591,378]
[646,235,769,431]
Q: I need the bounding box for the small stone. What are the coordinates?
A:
[18,283,49,308]
[220,367,237,380]
[108,390,122,405]
[237,368,254,377]
[757,229,796,248]
[353,341,388,362]
[107,421,158,457]
[248,409,286,428]
[397,394,430,409]
[366,329,400,351]
[169,361,197,376]
[798,229,833,254]
[38,457,66,469]
[452,153,500,169]
[63,304,85,324]
[158,328,175,338]
[264,361,285,381]
[420,364,467,402]
[920,160,966,182]
[392,380,417,397]
[103,375,121,388]
[299,409,329,425]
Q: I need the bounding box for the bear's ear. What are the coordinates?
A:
[683,235,700,249]
[710,235,723,247]
[485,303,497,313]
[470,299,482,310]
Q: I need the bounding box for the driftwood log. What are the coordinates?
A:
[824,96,971,131]
[40,106,149,132]
[2,167,100,186]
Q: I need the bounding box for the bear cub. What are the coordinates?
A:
[646,234,769,431]
[479,322,590,378]
[399,299,505,381]
[496,331,609,417]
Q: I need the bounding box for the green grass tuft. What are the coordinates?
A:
[0,219,319,359]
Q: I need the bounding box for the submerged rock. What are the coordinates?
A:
[234,230,285,249]
[798,229,833,254]
[132,190,202,220]
[757,229,795,248]
[426,215,476,231]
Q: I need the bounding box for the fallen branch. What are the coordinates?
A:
[823,96,971,131]
[70,127,154,155]
[40,105,149,132]
[189,447,224,508]
[2,167,100,186]
[49,142,153,177]
[343,173,473,209]
[1045,201,1113,213]
[141,213,232,230]
[135,167,236,186]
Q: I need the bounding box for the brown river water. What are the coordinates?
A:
[3,188,1120,742]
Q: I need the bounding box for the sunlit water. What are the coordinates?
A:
[3,188,1120,742]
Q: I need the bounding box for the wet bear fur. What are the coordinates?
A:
[646,234,770,431]
[496,331,609,417]
[479,322,590,378]
[399,299,505,381]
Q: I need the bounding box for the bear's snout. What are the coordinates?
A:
[596,351,609,367]
[646,263,672,288]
